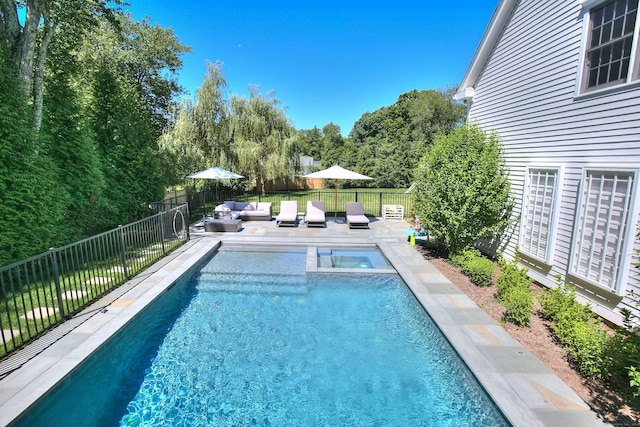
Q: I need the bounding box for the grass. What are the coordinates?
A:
[0,238,186,359]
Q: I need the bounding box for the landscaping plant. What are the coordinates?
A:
[495,253,534,327]
[413,123,514,255]
[538,276,610,379]
[450,249,496,287]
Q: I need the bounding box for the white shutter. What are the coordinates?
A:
[520,168,559,263]
[570,170,635,292]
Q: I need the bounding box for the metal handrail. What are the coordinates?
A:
[0,204,190,359]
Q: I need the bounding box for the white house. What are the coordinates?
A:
[455,0,640,325]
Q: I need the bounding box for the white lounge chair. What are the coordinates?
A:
[345,202,370,229]
[276,200,298,227]
[306,201,326,227]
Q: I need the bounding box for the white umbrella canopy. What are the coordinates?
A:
[187,167,244,217]
[187,166,244,180]
[302,164,371,181]
[304,165,373,221]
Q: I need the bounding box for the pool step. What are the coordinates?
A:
[197,279,309,296]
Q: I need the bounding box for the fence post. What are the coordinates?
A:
[49,248,66,319]
[185,206,191,240]
[119,225,129,279]
[159,211,166,255]
[355,190,358,202]
[379,192,383,217]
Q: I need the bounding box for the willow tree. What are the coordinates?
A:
[159,62,232,184]
[230,87,299,195]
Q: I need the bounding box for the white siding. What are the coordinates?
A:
[467,0,640,325]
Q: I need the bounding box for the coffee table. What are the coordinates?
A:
[204,218,242,232]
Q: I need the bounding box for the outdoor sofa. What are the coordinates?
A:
[214,201,272,221]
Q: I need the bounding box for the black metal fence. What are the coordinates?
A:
[162,188,414,220]
[0,204,190,359]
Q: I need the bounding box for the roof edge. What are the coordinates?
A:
[455,0,518,102]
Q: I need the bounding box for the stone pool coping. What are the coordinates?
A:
[0,219,609,426]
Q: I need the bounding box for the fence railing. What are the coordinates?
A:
[176,188,414,220]
[0,204,190,359]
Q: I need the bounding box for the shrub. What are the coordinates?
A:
[538,276,592,325]
[495,253,534,326]
[562,319,610,379]
[605,291,640,396]
[413,123,514,255]
[500,284,534,326]
[538,276,610,380]
[450,249,496,287]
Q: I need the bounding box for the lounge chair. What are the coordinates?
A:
[276,200,298,227]
[345,202,370,229]
[306,201,326,227]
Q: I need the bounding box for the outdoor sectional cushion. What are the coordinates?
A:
[215,201,272,221]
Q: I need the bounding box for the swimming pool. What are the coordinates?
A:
[18,247,509,426]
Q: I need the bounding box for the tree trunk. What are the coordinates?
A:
[0,0,21,47]
[18,0,42,97]
[32,9,53,134]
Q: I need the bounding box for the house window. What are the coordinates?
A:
[583,0,639,91]
[570,169,636,293]
[520,168,560,263]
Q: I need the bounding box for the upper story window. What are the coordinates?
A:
[582,0,639,91]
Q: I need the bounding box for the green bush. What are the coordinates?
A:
[538,276,609,380]
[494,254,534,326]
[413,123,514,255]
[562,319,610,379]
[450,249,496,287]
[538,276,594,327]
[500,284,535,326]
[605,292,640,396]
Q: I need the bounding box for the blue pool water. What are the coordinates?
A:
[317,247,391,269]
[19,248,509,426]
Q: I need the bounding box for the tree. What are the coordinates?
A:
[158,62,231,185]
[297,126,322,160]
[229,87,298,195]
[349,89,466,188]
[413,123,514,255]
[0,0,124,133]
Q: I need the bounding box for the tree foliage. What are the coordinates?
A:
[230,87,299,195]
[159,62,230,184]
[0,7,189,266]
[413,123,514,255]
[348,89,465,188]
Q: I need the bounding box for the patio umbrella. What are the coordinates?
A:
[303,165,372,221]
[187,166,244,180]
[187,167,244,217]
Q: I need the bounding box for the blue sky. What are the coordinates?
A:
[125,1,497,135]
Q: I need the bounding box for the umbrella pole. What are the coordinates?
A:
[334,179,338,221]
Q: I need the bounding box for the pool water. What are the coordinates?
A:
[317,247,391,269]
[19,249,508,426]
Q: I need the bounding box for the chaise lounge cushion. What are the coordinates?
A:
[276,200,298,227]
[306,200,326,227]
[346,202,370,229]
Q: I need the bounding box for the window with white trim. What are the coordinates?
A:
[520,168,560,263]
[570,169,636,293]
[581,0,639,92]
